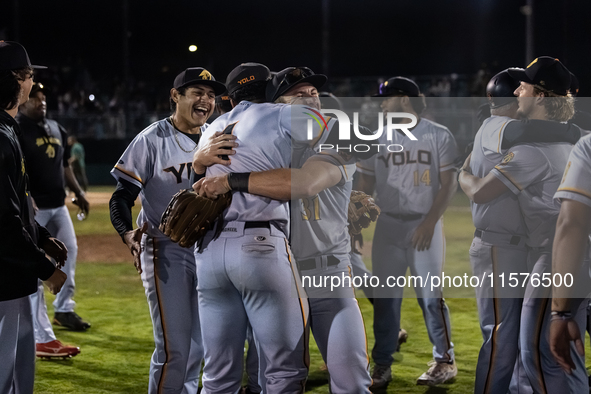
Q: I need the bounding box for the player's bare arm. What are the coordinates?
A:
[192,131,238,174]
[458,154,509,204]
[64,166,89,215]
[412,169,457,251]
[549,199,591,374]
[193,158,342,201]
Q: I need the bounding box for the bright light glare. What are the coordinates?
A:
[189,45,197,52]
[89,94,95,101]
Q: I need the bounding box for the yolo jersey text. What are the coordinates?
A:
[358,118,458,215]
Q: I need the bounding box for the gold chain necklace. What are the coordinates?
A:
[169,116,198,153]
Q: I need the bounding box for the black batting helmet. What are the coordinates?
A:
[486,69,520,109]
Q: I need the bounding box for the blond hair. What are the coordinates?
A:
[533,85,575,122]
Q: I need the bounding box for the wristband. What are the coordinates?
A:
[228,172,251,192]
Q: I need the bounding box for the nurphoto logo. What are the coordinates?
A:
[304,107,418,153]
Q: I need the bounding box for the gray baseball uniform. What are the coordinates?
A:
[555,133,591,209]
[111,118,204,394]
[491,141,588,394]
[357,117,457,367]
[468,115,530,394]
[194,101,332,394]
[291,149,372,393]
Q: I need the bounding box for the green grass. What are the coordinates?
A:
[33,191,590,393]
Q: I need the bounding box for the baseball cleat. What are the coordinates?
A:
[369,364,392,390]
[36,340,80,359]
[396,328,408,352]
[416,359,457,386]
[53,312,91,331]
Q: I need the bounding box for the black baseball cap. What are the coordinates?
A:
[373,76,420,97]
[266,67,327,102]
[173,67,226,96]
[226,62,271,95]
[0,41,46,71]
[507,56,571,96]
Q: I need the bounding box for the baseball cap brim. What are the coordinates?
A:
[31,65,47,70]
[506,68,529,83]
[177,79,226,96]
[273,74,327,100]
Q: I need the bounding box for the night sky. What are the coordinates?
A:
[2,0,591,92]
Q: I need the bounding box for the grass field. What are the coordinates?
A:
[33,189,590,393]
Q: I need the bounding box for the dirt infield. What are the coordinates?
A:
[78,234,131,263]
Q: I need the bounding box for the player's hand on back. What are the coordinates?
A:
[123,222,148,274]
[41,237,68,268]
[461,153,472,173]
[192,131,238,174]
[43,268,67,295]
[193,175,230,199]
[412,219,436,251]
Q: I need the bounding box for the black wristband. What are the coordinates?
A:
[228,172,251,192]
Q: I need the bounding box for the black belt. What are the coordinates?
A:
[386,212,423,221]
[474,229,522,246]
[297,255,340,271]
[244,221,271,229]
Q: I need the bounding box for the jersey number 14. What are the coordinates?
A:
[413,169,431,186]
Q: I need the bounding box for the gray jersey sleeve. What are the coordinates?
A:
[490,145,549,194]
[112,129,156,188]
[438,129,459,172]
[555,134,591,207]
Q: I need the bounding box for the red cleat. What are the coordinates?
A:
[36,340,80,359]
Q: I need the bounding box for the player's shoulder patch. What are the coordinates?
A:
[500,151,514,165]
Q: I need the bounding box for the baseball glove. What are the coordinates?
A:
[159,189,232,249]
[348,190,380,235]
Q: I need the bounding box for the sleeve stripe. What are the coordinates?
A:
[113,165,144,185]
[556,187,591,200]
[494,167,523,192]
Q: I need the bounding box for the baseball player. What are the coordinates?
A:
[191,62,349,394]
[0,40,67,394]
[356,76,459,388]
[211,90,261,394]
[109,67,227,394]
[459,57,587,393]
[549,133,591,374]
[17,82,86,359]
[461,68,580,394]
[194,66,374,393]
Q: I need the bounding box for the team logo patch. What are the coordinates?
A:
[500,152,514,165]
[222,227,237,232]
[255,236,266,242]
[199,70,212,80]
